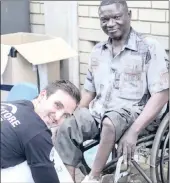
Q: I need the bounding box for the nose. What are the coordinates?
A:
[107,18,116,27]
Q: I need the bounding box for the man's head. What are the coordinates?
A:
[99,0,131,40]
[33,80,81,128]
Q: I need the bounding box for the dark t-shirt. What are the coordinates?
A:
[1,100,60,183]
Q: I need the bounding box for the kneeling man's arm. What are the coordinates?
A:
[25,131,60,183]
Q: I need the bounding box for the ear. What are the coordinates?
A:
[37,90,47,101]
[128,10,132,19]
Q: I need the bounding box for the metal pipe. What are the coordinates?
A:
[103,158,118,171]
[160,132,169,183]
[137,134,155,145]
[131,159,152,183]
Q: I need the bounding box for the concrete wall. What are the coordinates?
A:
[78,1,169,89]
[30,1,45,34]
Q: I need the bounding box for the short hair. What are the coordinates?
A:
[44,80,81,104]
[99,0,128,11]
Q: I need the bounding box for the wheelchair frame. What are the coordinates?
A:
[80,110,169,183]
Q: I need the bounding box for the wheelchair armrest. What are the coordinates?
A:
[81,139,99,152]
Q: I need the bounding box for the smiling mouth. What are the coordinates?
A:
[108,29,118,33]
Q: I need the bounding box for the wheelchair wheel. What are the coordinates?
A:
[150,113,169,183]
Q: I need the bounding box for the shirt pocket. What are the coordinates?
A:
[118,57,145,100]
[119,72,144,100]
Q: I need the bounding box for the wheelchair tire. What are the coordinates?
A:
[150,113,169,183]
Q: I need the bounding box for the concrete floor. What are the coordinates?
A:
[75,147,169,183]
[75,161,168,183]
[75,164,151,183]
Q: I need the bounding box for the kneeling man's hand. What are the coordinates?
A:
[117,128,139,165]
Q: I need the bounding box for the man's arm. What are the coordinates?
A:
[79,89,96,108]
[130,89,168,134]
[25,131,60,183]
[132,37,169,133]
[79,45,98,108]
[117,90,169,164]
[80,65,96,108]
[31,166,59,183]
[118,38,169,163]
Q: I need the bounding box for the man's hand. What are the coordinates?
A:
[117,128,139,165]
[117,90,169,165]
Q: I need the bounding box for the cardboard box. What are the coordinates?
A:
[1,32,77,100]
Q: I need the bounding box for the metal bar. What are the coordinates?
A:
[137,134,155,145]
[103,158,118,171]
[168,160,169,181]
[131,159,152,183]
[160,132,169,183]
[82,140,99,152]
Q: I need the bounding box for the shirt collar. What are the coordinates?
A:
[102,27,139,52]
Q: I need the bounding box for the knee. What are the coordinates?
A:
[102,117,115,132]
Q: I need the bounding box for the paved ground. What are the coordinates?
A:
[74,150,152,183]
[75,164,168,183]
[75,163,151,183]
[74,148,168,183]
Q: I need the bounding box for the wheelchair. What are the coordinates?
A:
[79,104,169,183]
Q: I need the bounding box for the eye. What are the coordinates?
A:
[101,18,108,23]
[54,102,63,109]
[63,113,71,119]
[115,16,121,20]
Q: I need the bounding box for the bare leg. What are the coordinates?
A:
[66,165,76,182]
[89,118,116,179]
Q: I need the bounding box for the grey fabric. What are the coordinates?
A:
[55,108,99,167]
[84,29,169,123]
[55,29,169,167]
[104,108,139,141]
[55,107,140,167]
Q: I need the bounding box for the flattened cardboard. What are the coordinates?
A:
[1,32,77,65]
[14,38,77,65]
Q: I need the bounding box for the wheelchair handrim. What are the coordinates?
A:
[150,113,169,183]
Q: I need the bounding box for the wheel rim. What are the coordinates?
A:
[160,132,169,183]
[150,113,169,183]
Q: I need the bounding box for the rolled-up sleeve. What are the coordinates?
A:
[146,39,169,95]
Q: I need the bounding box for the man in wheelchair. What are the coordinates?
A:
[54,0,169,182]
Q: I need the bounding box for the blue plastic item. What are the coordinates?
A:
[6,82,38,101]
[84,145,112,168]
